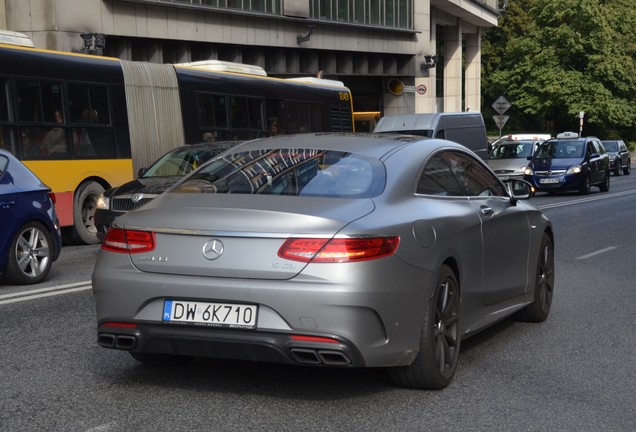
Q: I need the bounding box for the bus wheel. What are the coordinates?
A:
[64,181,105,245]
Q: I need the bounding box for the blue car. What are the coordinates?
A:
[524,132,610,195]
[0,149,61,285]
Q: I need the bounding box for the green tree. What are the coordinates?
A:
[482,0,636,142]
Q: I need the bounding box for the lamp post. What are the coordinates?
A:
[579,111,585,137]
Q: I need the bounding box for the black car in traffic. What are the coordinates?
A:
[601,139,631,176]
[94,141,241,240]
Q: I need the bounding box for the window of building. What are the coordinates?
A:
[139,0,411,29]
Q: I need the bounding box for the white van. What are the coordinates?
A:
[373,112,489,159]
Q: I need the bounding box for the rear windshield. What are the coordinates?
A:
[535,140,584,159]
[170,148,385,198]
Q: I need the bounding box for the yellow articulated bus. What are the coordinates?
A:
[0,42,354,244]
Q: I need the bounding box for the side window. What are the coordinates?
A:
[446,151,507,197]
[594,141,605,155]
[417,153,463,196]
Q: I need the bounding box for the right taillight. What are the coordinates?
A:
[278,236,399,263]
[101,228,155,253]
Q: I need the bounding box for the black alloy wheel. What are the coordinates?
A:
[517,232,555,322]
[388,264,461,389]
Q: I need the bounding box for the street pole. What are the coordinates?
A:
[579,111,585,137]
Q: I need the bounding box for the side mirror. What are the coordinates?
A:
[503,179,534,201]
[137,167,148,177]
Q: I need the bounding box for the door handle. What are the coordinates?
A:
[480,206,494,217]
[0,201,16,209]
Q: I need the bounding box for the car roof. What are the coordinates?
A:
[234,132,467,160]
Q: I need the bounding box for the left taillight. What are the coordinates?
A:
[101,228,156,253]
[48,192,56,204]
[278,236,399,263]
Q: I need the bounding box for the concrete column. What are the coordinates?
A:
[414,0,435,114]
[464,30,481,112]
[0,0,7,29]
[444,25,462,112]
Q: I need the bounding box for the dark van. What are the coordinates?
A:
[373,112,489,159]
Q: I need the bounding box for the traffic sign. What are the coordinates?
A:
[492,96,511,115]
[493,114,509,130]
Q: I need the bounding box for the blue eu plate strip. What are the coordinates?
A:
[163,300,173,321]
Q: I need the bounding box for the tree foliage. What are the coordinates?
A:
[482,0,636,141]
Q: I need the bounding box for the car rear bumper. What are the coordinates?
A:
[92,252,433,368]
[97,323,365,367]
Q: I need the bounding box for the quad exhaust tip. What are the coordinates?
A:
[290,348,351,366]
[98,333,136,350]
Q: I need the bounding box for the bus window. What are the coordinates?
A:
[229,96,249,128]
[17,81,41,122]
[73,127,116,158]
[41,82,64,124]
[1,79,10,122]
[68,84,114,158]
[248,98,264,130]
[68,84,91,123]
[266,99,286,136]
[214,95,228,128]
[287,101,311,133]
[0,127,18,154]
[90,86,110,125]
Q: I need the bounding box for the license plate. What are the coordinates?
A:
[163,300,257,328]
[540,178,560,184]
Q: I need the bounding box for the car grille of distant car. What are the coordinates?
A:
[112,197,155,212]
[494,169,515,174]
[535,170,566,177]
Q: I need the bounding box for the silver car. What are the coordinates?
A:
[92,133,555,389]
[487,139,543,180]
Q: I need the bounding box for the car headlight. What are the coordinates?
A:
[566,166,582,175]
[524,166,534,175]
[96,194,110,210]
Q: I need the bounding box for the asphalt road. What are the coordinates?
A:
[1,174,635,432]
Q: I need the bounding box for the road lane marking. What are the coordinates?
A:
[576,247,617,260]
[0,281,92,305]
[538,189,636,210]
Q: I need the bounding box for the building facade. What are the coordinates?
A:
[2,0,499,131]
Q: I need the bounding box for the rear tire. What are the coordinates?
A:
[388,265,461,389]
[63,181,104,245]
[517,233,554,322]
[3,222,54,285]
[624,162,631,175]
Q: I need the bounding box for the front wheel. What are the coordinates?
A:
[3,222,54,285]
[578,174,591,195]
[624,162,631,175]
[388,265,461,389]
[517,233,555,322]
